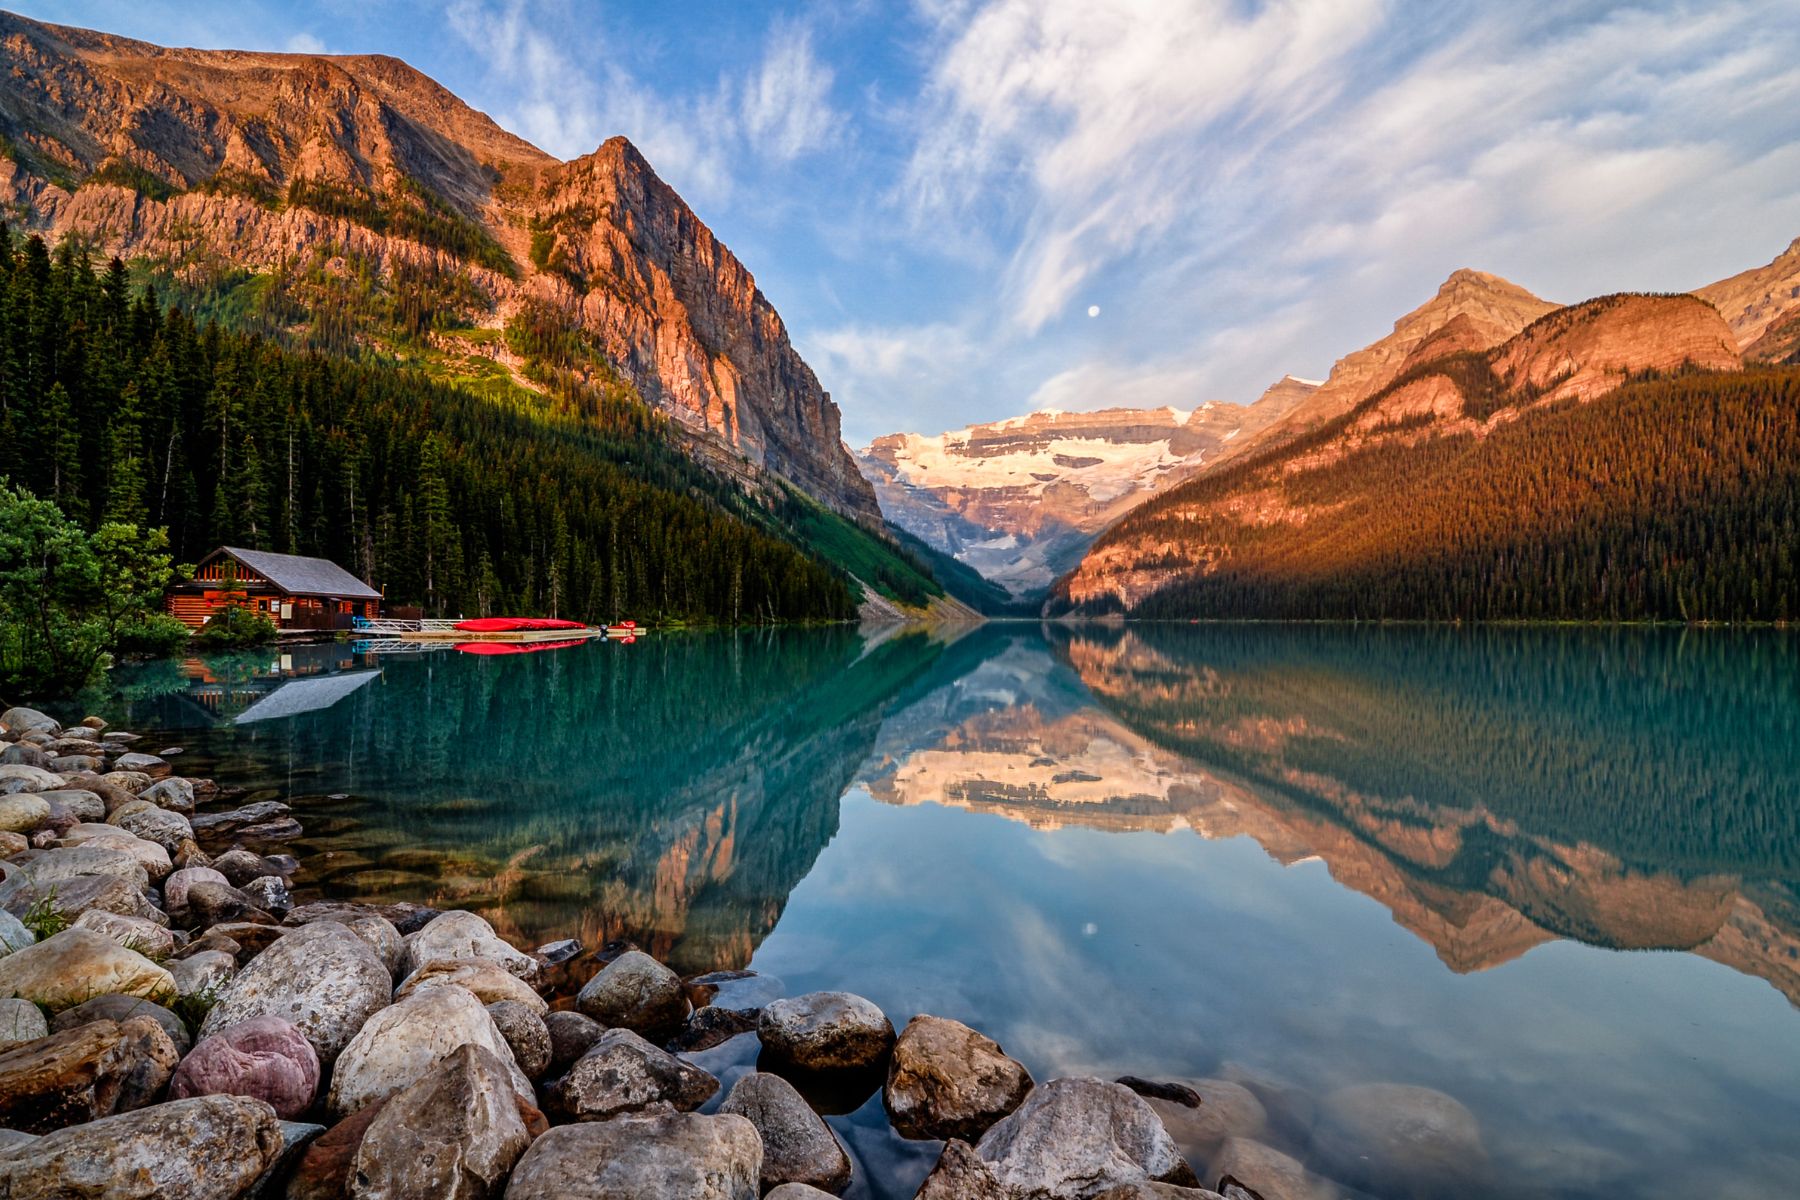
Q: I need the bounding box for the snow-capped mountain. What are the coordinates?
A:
[856,379,1313,597]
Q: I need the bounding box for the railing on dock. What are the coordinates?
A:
[352,617,462,636]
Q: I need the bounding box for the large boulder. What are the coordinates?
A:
[0,1093,284,1199]
[55,825,170,879]
[139,777,196,813]
[241,874,291,916]
[549,1027,720,1121]
[503,1109,761,1200]
[0,927,175,1012]
[51,992,192,1054]
[487,999,552,1080]
[72,908,177,960]
[885,1014,1033,1142]
[0,707,59,736]
[7,843,148,889]
[199,919,392,1065]
[574,949,689,1033]
[543,1009,606,1075]
[326,983,533,1118]
[352,1043,534,1200]
[165,865,231,917]
[40,790,106,824]
[1146,1080,1269,1158]
[719,1071,852,1194]
[0,996,49,1049]
[758,991,895,1073]
[402,910,536,981]
[112,752,170,778]
[912,1139,1006,1200]
[1206,1138,1325,1200]
[398,956,547,1013]
[169,948,237,1000]
[172,1015,320,1119]
[109,800,195,853]
[977,1078,1199,1196]
[0,764,63,793]
[1312,1081,1486,1195]
[185,880,275,928]
[3,870,167,927]
[0,793,51,833]
[0,1016,180,1132]
[190,800,290,837]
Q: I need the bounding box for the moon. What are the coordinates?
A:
[1087,305,1101,318]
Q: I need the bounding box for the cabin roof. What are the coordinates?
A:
[212,547,382,601]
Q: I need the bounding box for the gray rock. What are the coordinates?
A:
[397,956,546,1012]
[0,793,52,834]
[915,1139,1006,1200]
[113,752,170,777]
[765,1186,840,1200]
[190,800,290,836]
[199,919,392,1066]
[683,969,784,1013]
[49,755,103,775]
[503,1108,761,1200]
[247,1119,326,1199]
[72,907,177,959]
[0,744,50,769]
[0,907,35,956]
[38,789,104,824]
[53,825,169,880]
[50,993,192,1054]
[238,817,304,841]
[1147,1080,1269,1157]
[1313,1081,1486,1195]
[977,1077,1199,1196]
[326,983,533,1118]
[0,927,176,1012]
[241,874,291,916]
[0,995,48,1049]
[758,991,895,1073]
[139,777,196,813]
[2,870,166,928]
[885,1013,1033,1142]
[351,1043,533,1200]
[1094,1185,1228,1200]
[0,707,59,736]
[169,949,237,1001]
[185,880,274,928]
[109,801,195,853]
[487,998,552,1079]
[534,937,582,965]
[719,1071,852,1194]
[210,848,289,887]
[1208,1137,1324,1200]
[165,865,231,916]
[284,898,439,935]
[575,948,688,1033]
[5,843,150,890]
[97,770,153,795]
[543,1008,606,1075]
[0,1093,284,1198]
[550,1027,719,1121]
[403,909,537,981]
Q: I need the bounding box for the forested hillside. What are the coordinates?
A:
[1056,365,1800,622]
[0,230,866,622]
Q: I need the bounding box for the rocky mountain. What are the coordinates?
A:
[858,381,1311,597]
[1051,290,1779,619]
[1697,235,1800,363]
[0,11,883,529]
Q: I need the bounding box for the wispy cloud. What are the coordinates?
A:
[741,24,843,162]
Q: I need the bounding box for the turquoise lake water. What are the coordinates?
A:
[100,625,1800,1199]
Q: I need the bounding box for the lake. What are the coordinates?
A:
[98,624,1800,1200]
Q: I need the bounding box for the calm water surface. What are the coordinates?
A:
[98,625,1800,1200]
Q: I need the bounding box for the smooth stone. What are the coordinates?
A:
[170,948,238,999]
[186,879,275,927]
[886,1014,1034,1142]
[2,870,166,927]
[210,848,289,887]
[0,1093,283,1198]
[139,778,196,812]
[6,842,150,889]
[39,789,105,824]
[285,898,440,935]
[0,764,62,793]
[0,794,52,834]
[242,874,291,916]
[172,1014,320,1119]
[165,865,231,915]
[0,927,175,1011]
[759,991,895,1073]
[766,1187,840,1200]
[915,1139,1005,1200]
[1148,1080,1269,1156]
[49,993,192,1054]
[1094,1186,1227,1200]
[239,817,304,841]
[326,983,533,1117]
[1208,1137,1325,1200]
[977,1077,1200,1196]
[91,780,145,815]
[205,921,289,958]
[0,907,34,955]
[403,909,537,981]
[543,1008,606,1075]
[190,800,290,836]
[109,800,195,853]
[1313,1082,1486,1193]
[72,907,177,959]
[351,1042,533,1200]
[535,937,582,965]
[0,831,27,857]
[0,707,58,736]
[574,948,688,1033]
[49,755,102,775]
[199,919,392,1066]
[719,1071,852,1194]
[98,770,153,795]
[0,995,48,1049]
[80,717,109,731]
[398,956,548,1013]
[550,1027,719,1121]
[0,744,50,768]
[55,825,170,879]
[113,752,170,777]
[0,1016,180,1133]
[503,1108,761,1200]
[486,998,552,1079]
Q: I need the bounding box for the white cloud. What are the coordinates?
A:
[284,31,326,54]
[741,25,843,161]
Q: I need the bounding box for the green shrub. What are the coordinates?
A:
[193,605,278,647]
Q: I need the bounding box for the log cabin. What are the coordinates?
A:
[166,546,382,631]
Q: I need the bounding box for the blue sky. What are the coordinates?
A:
[27,1,1800,445]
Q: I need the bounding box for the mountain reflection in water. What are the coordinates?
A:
[102,624,1800,1200]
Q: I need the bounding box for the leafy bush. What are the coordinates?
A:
[193,605,279,648]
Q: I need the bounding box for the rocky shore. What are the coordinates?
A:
[0,704,1460,1199]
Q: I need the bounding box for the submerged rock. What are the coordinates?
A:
[326,983,533,1117]
[0,927,175,1012]
[1313,1081,1486,1194]
[758,991,895,1073]
[719,1071,852,1194]
[172,1015,320,1119]
[886,1014,1034,1142]
[1147,1080,1269,1157]
[550,1027,720,1121]
[351,1043,534,1200]
[977,1077,1199,1196]
[0,1093,284,1199]
[575,948,689,1033]
[503,1108,761,1200]
[199,919,392,1066]
[1208,1137,1325,1200]
[0,1016,180,1133]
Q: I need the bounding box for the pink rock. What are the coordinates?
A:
[171,1014,320,1119]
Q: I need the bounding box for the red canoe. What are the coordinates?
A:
[455,640,583,655]
[453,617,588,633]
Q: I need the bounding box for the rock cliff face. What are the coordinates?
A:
[1054,291,1743,614]
[0,12,882,528]
[858,383,1310,597]
[1697,236,1800,356]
